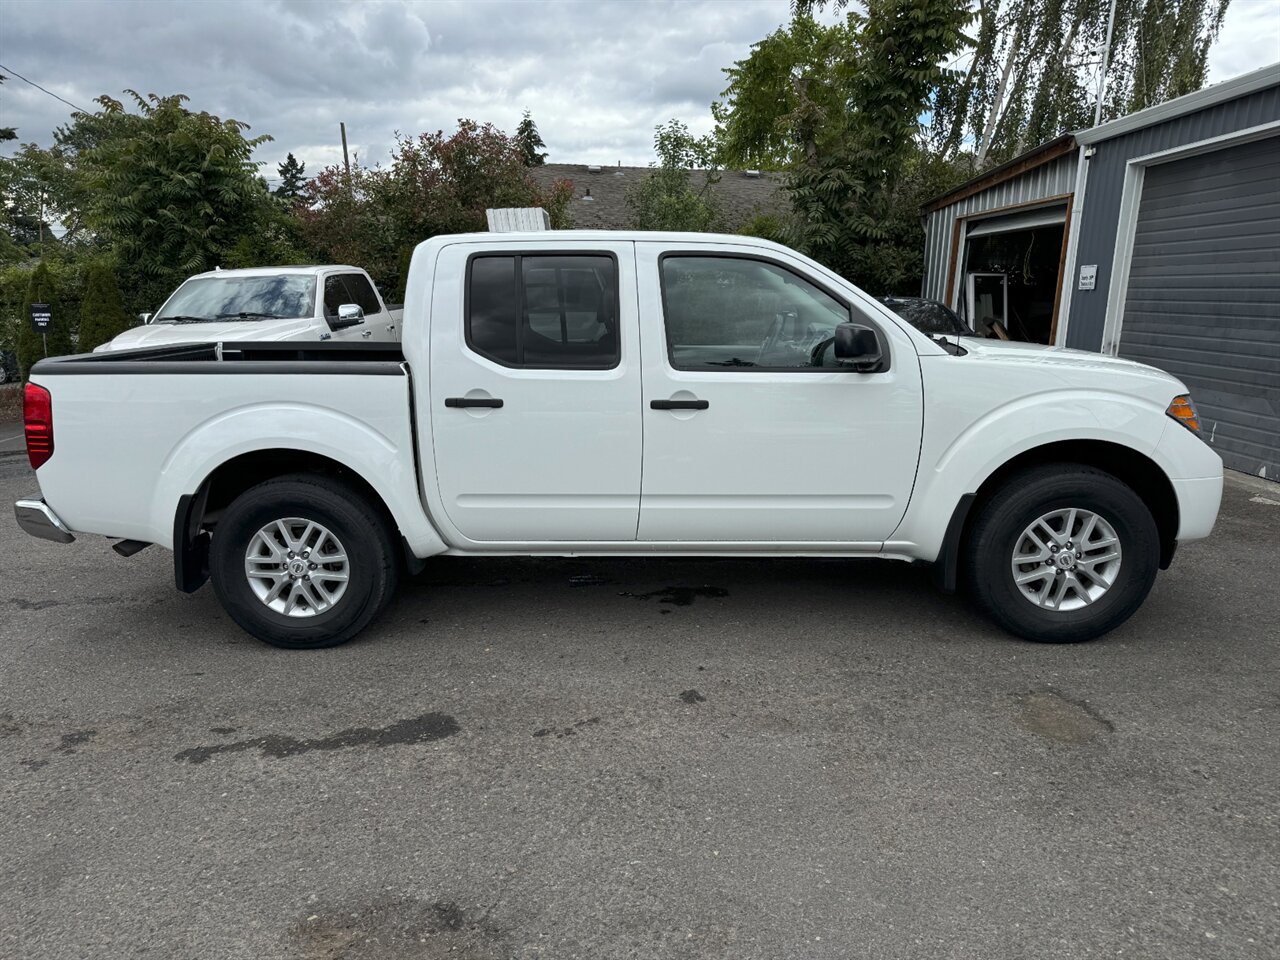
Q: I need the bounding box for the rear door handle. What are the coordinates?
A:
[651,399,709,410]
[445,397,504,409]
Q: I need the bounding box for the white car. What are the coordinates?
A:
[16,232,1222,649]
[95,265,400,352]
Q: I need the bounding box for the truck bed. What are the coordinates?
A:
[28,341,420,550]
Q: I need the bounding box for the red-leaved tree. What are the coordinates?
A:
[297,119,573,293]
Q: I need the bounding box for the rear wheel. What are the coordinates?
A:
[210,474,399,649]
[963,464,1160,643]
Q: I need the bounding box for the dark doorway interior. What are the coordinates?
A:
[962,223,1065,344]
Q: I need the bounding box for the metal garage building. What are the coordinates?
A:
[921,63,1280,478]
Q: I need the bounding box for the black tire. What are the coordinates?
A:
[963,463,1160,643]
[210,473,399,649]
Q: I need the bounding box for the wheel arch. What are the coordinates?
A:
[174,448,435,593]
[933,439,1178,592]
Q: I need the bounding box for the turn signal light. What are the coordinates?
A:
[1166,394,1201,434]
[23,381,54,470]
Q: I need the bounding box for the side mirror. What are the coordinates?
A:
[833,322,886,372]
[139,312,153,325]
[333,304,365,329]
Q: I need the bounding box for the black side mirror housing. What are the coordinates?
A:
[834,322,887,372]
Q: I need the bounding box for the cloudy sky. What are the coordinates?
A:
[2,0,1278,182]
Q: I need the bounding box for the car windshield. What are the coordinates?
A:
[878,297,968,336]
[154,275,316,323]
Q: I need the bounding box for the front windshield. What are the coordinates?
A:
[879,298,968,336]
[154,275,316,323]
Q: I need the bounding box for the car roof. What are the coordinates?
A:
[185,265,361,280]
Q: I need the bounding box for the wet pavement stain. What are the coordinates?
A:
[1015,690,1113,744]
[532,716,601,739]
[679,689,707,704]
[174,712,460,764]
[58,729,97,754]
[290,897,502,960]
[621,585,730,606]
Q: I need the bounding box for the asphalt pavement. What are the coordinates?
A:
[1,449,1277,960]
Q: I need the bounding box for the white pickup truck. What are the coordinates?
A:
[95,265,401,352]
[15,232,1222,649]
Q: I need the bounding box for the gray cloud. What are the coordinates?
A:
[0,0,796,179]
[2,0,1276,186]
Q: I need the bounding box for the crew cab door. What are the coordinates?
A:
[636,243,923,543]
[427,240,641,543]
[322,271,398,342]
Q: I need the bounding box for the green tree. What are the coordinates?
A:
[76,91,272,310]
[515,110,547,166]
[625,120,722,232]
[795,0,1229,167]
[922,0,1230,165]
[717,0,970,283]
[77,260,132,352]
[714,14,856,170]
[392,245,414,305]
[298,119,572,292]
[274,152,307,202]
[18,261,74,376]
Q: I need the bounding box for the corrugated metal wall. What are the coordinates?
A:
[921,153,1077,303]
[1116,135,1280,477]
[1064,85,1280,350]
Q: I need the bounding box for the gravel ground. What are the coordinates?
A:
[1,452,1277,960]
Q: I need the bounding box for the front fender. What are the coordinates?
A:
[150,401,447,557]
[889,390,1169,561]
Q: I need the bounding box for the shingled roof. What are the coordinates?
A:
[527,162,787,230]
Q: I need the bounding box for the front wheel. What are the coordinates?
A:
[963,464,1160,643]
[210,474,399,649]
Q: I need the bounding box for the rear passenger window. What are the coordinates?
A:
[466,254,618,369]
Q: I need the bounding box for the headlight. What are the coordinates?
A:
[1166,394,1201,434]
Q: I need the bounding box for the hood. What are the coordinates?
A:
[948,336,1188,405]
[96,317,319,352]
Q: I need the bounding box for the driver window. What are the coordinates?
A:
[323,274,376,320]
[660,256,850,369]
[322,275,352,320]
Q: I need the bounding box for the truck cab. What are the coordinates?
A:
[96,265,400,352]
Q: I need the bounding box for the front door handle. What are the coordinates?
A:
[651,398,709,410]
[445,397,504,409]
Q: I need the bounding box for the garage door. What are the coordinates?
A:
[1118,134,1280,478]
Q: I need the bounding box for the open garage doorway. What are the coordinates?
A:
[959,204,1069,344]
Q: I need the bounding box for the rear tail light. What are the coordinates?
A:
[23,382,54,470]
[1166,394,1201,434]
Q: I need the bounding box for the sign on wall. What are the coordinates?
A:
[1078,265,1097,291]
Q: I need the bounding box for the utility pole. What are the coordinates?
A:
[340,122,351,183]
[1094,0,1119,127]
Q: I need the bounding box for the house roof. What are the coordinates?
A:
[1075,61,1280,145]
[527,163,787,230]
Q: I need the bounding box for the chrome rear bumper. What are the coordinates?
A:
[14,497,76,544]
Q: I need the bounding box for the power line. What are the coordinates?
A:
[0,62,90,114]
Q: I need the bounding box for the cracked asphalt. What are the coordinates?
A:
[1,448,1278,960]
